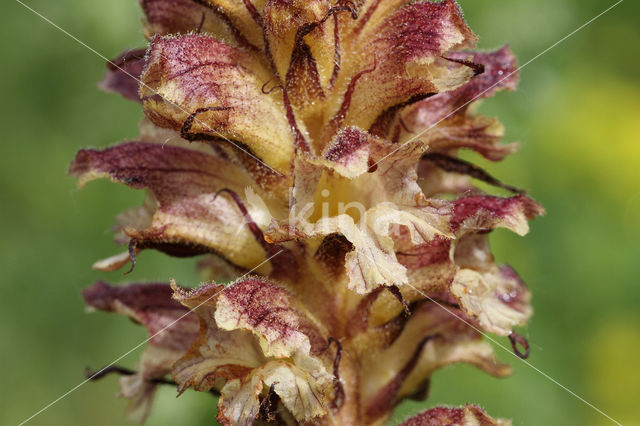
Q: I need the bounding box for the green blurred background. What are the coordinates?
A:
[1,0,638,425]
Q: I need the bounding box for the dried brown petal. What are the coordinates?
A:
[451,264,532,336]
[99,49,146,102]
[140,34,295,173]
[336,0,477,132]
[171,279,334,424]
[140,0,241,43]
[361,303,510,423]
[83,281,199,422]
[400,403,511,426]
[70,141,273,272]
[397,46,520,161]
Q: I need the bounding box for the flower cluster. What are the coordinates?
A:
[72,0,542,424]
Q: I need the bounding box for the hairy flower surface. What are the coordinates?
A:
[72,0,543,424]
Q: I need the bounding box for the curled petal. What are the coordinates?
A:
[451,194,545,236]
[216,372,262,426]
[135,117,293,196]
[69,141,277,272]
[171,282,264,394]
[336,0,477,132]
[451,265,532,336]
[217,360,330,425]
[140,34,295,173]
[333,222,446,295]
[172,280,334,423]
[140,0,244,44]
[389,46,519,162]
[360,302,510,423]
[214,277,328,357]
[83,281,199,422]
[400,403,511,426]
[99,49,146,102]
[447,46,519,107]
[340,213,411,293]
[83,281,198,349]
[452,234,533,336]
[424,116,518,162]
[401,46,519,133]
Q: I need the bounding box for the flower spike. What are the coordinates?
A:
[74,1,542,423]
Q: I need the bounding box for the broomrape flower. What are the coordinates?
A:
[71,0,543,424]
